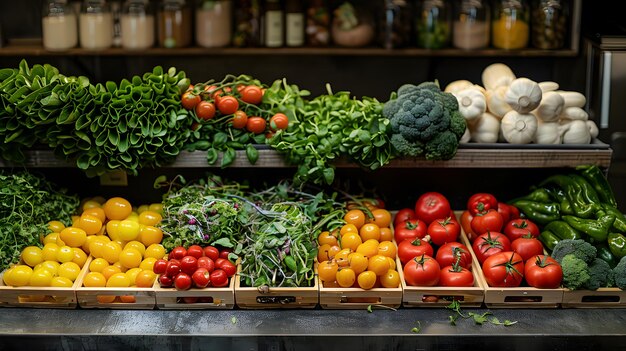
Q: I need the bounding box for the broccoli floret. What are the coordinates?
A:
[613,256,626,289]
[551,239,597,264]
[449,109,467,140]
[397,84,421,97]
[382,99,400,120]
[585,258,613,290]
[424,130,459,160]
[390,134,424,157]
[416,81,441,93]
[561,254,591,290]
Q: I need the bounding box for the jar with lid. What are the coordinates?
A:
[306,0,330,46]
[492,0,529,49]
[531,0,569,49]
[79,0,114,50]
[196,0,232,48]
[157,0,192,48]
[415,0,451,49]
[120,0,154,50]
[453,0,489,49]
[380,0,412,49]
[331,1,375,47]
[42,0,78,51]
[232,0,262,47]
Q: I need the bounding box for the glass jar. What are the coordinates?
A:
[415,0,451,49]
[232,0,262,47]
[453,0,490,49]
[196,0,232,48]
[531,0,569,49]
[331,1,375,47]
[42,0,78,51]
[492,0,529,49]
[120,0,154,50]
[79,0,114,50]
[157,0,192,48]
[305,0,330,46]
[380,0,412,49]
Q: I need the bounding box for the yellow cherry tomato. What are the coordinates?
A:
[103,197,133,220]
[58,262,81,281]
[41,243,60,261]
[47,221,66,233]
[89,257,110,273]
[72,248,88,268]
[83,272,106,287]
[118,248,142,269]
[56,246,75,263]
[117,220,140,241]
[50,276,73,288]
[138,210,162,226]
[357,270,377,290]
[59,227,87,248]
[21,246,43,267]
[77,214,103,236]
[29,268,53,287]
[138,226,163,246]
[336,268,356,288]
[144,244,166,259]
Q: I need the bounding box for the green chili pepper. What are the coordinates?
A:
[544,220,583,240]
[601,203,626,233]
[539,230,560,251]
[576,165,618,208]
[560,199,574,215]
[608,233,626,259]
[512,188,553,203]
[284,255,297,272]
[511,200,560,225]
[595,243,619,268]
[539,174,596,218]
[569,174,601,205]
[562,214,615,242]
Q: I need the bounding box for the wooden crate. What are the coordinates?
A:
[561,288,626,308]
[74,262,156,309]
[0,258,89,309]
[154,277,235,309]
[318,277,402,309]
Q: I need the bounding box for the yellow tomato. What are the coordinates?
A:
[47,220,66,233]
[103,197,133,220]
[124,267,142,285]
[81,207,106,224]
[139,257,157,272]
[101,265,122,280]
[124,241,146,256]
[4,265,32,286]
[82,200,102,212]
[137,204,149,214]
[357,270,377,290]
[106,272,131,288]
[41,243,60,261]
[58,262,81,281]
[82,272,106,287]
[34,261,60,276]
[50,276,74,288]
[380,269,400,288]
[367,255,391,276]
[339,223,358,236]
[89,257,110,273]
[336,267,356,288]
[59,227,87,248]
[135,270,157,287]
[377,241,397,259]
[359,223,381,242]
[105,220,121,241]
[56,246,75,263]
[138,226,163,247]
[138,210,162,227]
[148,203,163,215]
[144,244,166,259]
[77,214,103,236]
[21,246,43,267]
[347,252,368,274]
[118,248,142,269]
[43,232,60,245]
[102,241,122,264]
[29,268,53,287]
[344,209,366,230]
[72,248,88,268]
[117,220,140,241]
[340,232,362,252]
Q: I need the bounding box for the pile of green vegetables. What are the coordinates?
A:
[0,171,79,271]
[157,174,345,288]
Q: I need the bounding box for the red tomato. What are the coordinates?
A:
[435,242,472,270]
[219,248,233,260]
[269,113,289,131]
[460,210,476,241]
[397,238,434,265]
[467,193,498,216]
[470,209,504,235]
[439,266,474,287]
[210,269,229,287]
[414,192,451,225]
[427,218,460,246]
[482,251,524,287]
[169,246,187,260]
[231,110,248,129]
[195,101,216,120]
[186,245,204,259]
[153,259,168,275]
[402,254,441,287]
[192,268,211,288]
[509,205,520,220]
[241,85,264,105]
[524,255,563,289]
[504,219,540,241]
[394,208,416,226]
[165,260,181,277]
[246,116,267,134]
[174,272,192,290]
[158,274,173,288]
[511,237,544,262]
[218,260,237,278]
[203,246,220,261]
[497,202,512,224]
[472,231,511,264]
[181,91,201,110]
[394,219,427,242]
[180,255,198,275]
[196,256,215,273]
[215,258,229,268]
[217,96,239,115]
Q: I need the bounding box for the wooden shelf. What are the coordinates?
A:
[0,147,612,170]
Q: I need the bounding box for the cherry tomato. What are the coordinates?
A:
[174,272,192,290]
[470,209,504,235]
[197,256,215,273]
[394,219,427,243]
[439,266,474,287]
[435,242,472,270]
[397,238,434,265]
[482,251,524,287]
[269,113,289,131]
[318,260,339,283]
[472,231,511,264]
[460,210,477,241]
[169,246,187,260]
[166,260,181,277]
[158,274,173,288]
[219,248,232,260]
[246,116,267,134]
[192,268,211,288]
[415,192,451,225]
[181,91,201,110]
[186,245,204,259]
[357,270,377,290]
[511,236,545,262]
[231,110,248,129]
[217,96,239,115]
[240,85,263,105]
[403,254,441,287]
[379,270,401,288]
[524,255,563,289]
[218,260,237,278]
[180,256,198,275]
[210,269,229,287]
[504,219,540,241]
[195,101,216,120]
[497,202,512,224]
[203,246,219,261]
[394,208,416,226]
[336,267,356,288]
[467,193,498,216]
[427,217,460,246]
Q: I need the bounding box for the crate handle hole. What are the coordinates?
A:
[504,296,543,302]
[581,295,620,303]
[421,295,465,303]
[340,296,381,304]
[176,297,214,304]
[256,296,296,304]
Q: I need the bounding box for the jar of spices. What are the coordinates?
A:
[232,0,262,47]
[306,0,330,46]
[120,0,154,50]
[42,0,78,51]
[380,0,412,49]
[157,0,192,48]
[453,0,490,50]
[196,0,232,48]
[79,0,114,50]
[415,0,451,49]
[531,0,569,49]
[492,0,529,49]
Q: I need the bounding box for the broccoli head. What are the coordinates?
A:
[382,98,400,120]
[398,89,451,142]
[397,84,422,97]
[551,239,597,264]
[585,258,613,290]
[416,81,441,93]
[390,134,424,157]
[424,130,459,160]
[561,254,591,290]
[449,109,467,140]
[613,256,626,289]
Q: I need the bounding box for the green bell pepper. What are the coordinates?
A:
[595,243,619,268]
[544,220,584,240]
[539,230,560,251]
[608,233,626,259]
[562,214,615,242]
[512,188,553,203]
[539,174,596,218]
[560,199,574,215]
[576,165,618,208]
[511,200,560,225]
[569,174,601,205]
[601,203,626,233]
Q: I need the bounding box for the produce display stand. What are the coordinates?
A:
[318,278,403,309]
[561,288,626,308]
[234,275,319,309]
[154,277,235,310]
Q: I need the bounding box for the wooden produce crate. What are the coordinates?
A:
[318,277,402,309]
[74,262,156,309]
[0,258,90,309]
[154,277,235,310]
[561,288,626,308]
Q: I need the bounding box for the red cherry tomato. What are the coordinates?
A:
[153,259,168,275]
[158,274,173,288]
[219,248,232,260]
[174,272,192,290]
[196,256,215,273]
[165,261,181,277]
[203,246,220,261]
[169,246,187,260]
[241,85,264,105]
[217,96,239,115]
[181,91,201,110]
[180,255,198,275]
[186,245,204,259]
[195,101,216,120]
[246,116,267,134]
[210,269,229,287]
[231,110,248,129]
[269,113,289,131]
[192,268,211,288]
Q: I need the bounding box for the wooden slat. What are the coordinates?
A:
[234,274,319,309]
[154,278,235,310]
[561,288,626,308]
